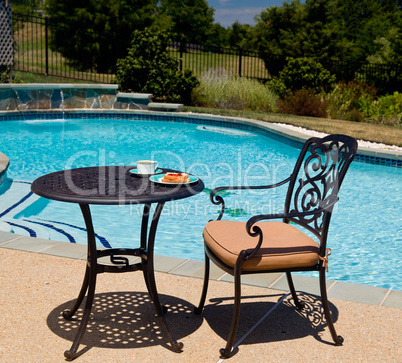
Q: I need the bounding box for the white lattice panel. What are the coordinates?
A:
[0,0,13,66]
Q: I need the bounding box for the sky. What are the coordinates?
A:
[207,0,288,27]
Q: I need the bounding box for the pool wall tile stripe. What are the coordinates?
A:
[24,219,76,243]
[1,110,401,168]
[37,218,112,248]
[6,221,37,237]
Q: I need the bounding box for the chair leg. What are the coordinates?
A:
[194,252,210,314]
[220,255,244,358]
[286,271,304,310]
[319,269,344,345]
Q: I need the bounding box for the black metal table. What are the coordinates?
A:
[31,166,204,360]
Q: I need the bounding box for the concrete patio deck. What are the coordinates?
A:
[0,233,401,362]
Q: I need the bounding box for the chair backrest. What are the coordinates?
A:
[284,134,358,244]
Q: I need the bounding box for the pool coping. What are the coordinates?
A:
[0,230,400,310]
[0,151,9,179]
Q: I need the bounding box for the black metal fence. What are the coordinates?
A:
[12,13,114,83]
[322,59,402,95]
[169,41,270,81]
[10,13,402,94]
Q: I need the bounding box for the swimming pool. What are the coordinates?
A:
[0,113,401,290]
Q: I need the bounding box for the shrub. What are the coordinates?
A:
[114,29,199,104]
[271,58,336,97]
[278,89,328,118]
[0,66,10,83]
[344,109,365,122]
[327,80,376,120]
[371,92,402,126]
[265,77,288,99]
[192,68,277,112]
[0,67,22,83]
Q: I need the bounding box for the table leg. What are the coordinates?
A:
[62,265,89,320]
[145,202,183,352]
[140,203,152,294]
[64,204,98,361]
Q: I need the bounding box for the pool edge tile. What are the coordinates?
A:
[328,281,389,305]
[0,230,23,244]
[0,235,60,252]
[170,259,226,280]
[154,255,188,273]
[38,241,87,259]
[270,274,334,296]
[381,290,402,309]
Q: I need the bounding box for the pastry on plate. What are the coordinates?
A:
[161,172,190,183]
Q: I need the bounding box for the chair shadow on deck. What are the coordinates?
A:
[46,291,203,358]
[202,292,340,353]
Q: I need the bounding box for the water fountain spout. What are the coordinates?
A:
[60,90,65,119]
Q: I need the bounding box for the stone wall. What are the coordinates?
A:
[0,84,119,111]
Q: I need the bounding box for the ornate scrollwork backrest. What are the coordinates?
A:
[284,135,357,240]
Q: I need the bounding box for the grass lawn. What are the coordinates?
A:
[12,71,98,84]
[184,107,402,147]
[169,49,269,79]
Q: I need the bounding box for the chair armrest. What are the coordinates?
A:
[244,196,339,260]
[210,176,291,220]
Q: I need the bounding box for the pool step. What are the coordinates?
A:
[0,221,11,233]
[2,218,50,239]
[0,179,49,239]
[22,217,84,244]
[113,94,184,112]
[147,102,183,112]
[114,93,153,110]
[0,179,40,219]
[0,179,112,247]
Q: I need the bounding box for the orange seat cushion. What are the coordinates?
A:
[203,220,320,271]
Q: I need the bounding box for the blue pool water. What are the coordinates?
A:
[0,116,401,290]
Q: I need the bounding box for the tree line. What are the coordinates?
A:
[13,0,402,74]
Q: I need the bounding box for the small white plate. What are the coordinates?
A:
[149,174,198,185]
[129,168,163,177]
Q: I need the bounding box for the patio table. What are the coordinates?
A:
[31,166,204,360]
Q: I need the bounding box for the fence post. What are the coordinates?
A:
[238,49,242,77]
[179,41,184,71]
[45,16,49,76]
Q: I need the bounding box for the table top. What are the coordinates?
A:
[31,166,205,205]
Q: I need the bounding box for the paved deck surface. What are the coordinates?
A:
[0,234,401,362]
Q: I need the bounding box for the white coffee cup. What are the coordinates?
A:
[137,160,158,174]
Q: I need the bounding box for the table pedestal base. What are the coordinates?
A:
[63,203,183,361]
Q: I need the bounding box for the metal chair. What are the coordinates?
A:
[194,134,358,358]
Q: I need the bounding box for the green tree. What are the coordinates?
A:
[226,21,253,49]
[368,11,402,64]
[157,0,215,44]
[12,0,40,14]
[254,0,333,75]
[254,0,402,76]
[114,29,199,104]
[45,0,157,72]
